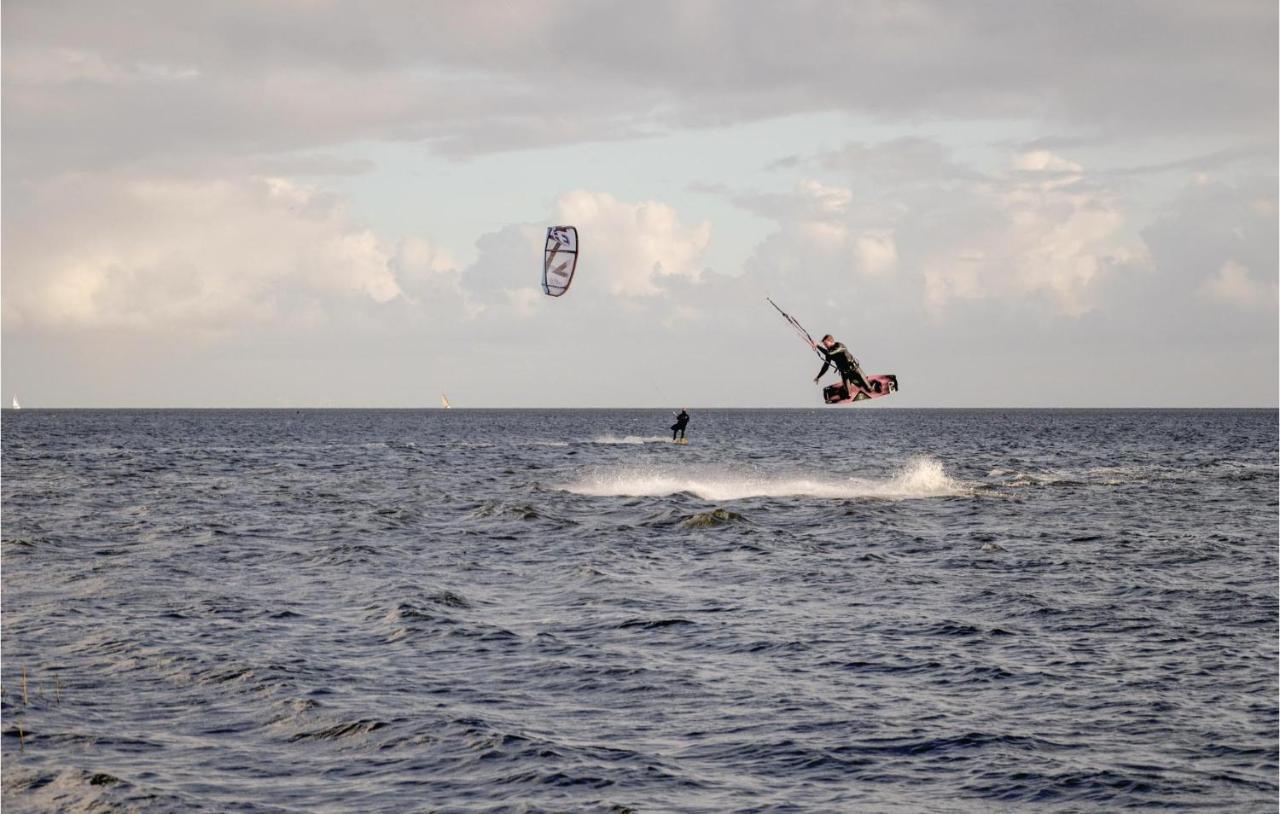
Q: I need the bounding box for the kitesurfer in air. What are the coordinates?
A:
[671,409,690,441]
[815,335,875,396]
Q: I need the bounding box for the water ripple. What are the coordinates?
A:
[2,408,1276,812]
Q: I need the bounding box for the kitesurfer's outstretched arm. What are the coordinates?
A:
[814,352,832,383]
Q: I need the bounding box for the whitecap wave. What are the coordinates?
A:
[562,458,966,501]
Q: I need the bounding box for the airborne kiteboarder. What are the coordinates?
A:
[766,297,899,405]
[814,335,875,395]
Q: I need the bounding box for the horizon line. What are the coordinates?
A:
[4,406,1277,411]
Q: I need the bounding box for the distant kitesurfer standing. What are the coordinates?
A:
[671,409,690,441]
[815,335,874,395]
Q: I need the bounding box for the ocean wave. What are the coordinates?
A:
[6,409,1272,812]
[288,718,389,742]
[681,508,748,528]
[1,767,192,813]
[982,463,1249,489]
[562,458,966,500]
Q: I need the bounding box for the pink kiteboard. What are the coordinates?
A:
[823,374,899,405]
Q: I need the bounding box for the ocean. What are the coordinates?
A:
[2,408,1276,812]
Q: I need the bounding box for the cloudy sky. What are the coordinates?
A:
[3,0,1276,407]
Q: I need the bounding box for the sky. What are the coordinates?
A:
[2,0,1277,407]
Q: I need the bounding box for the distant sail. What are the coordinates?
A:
[542,226,579,297]
[11,396,19,410]
[441,394,450,409]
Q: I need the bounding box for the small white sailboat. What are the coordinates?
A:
[440,394,450,410]
[11,396,19,410]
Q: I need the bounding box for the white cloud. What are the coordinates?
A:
[1141,174,1279,325]
[778,223,898,277]
[1011,149,1085,191]
[982,181,1141,315]
[741,141,1147,316]
[505,286,543,317]
[799,179,853,215]
[1199,261,1277,310]
[3,174,402,332]
[854,232,899,276]
[1012,150,1083,173]
[395,236,457,278]
[553,190,711,297]
[797,221,849,250]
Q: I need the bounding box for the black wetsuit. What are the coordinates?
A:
[671,411,689,440]
[817,342,871,393]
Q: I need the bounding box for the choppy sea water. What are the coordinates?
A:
[2,408,1276,812]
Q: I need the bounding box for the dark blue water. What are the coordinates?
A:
[2,409,1277,812]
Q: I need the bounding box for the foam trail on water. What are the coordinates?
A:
[563,458,966,500]
[590,435,676,445]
